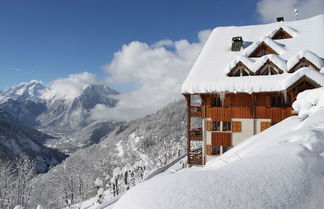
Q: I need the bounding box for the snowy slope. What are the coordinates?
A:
[0,109,66,173]
[113,88,324,209]
[182,15,324,93]
[32,100,186,209]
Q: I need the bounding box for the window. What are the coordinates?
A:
[212,121,221,131]
[284,94,291,107]
[249,42,278,58]
[242,70,249,76]
[212,97,222,107]
[294,61,309,71]
[276,33,285,39]
[223,146,233,153]
[231,66,250,77]
[271,96,283,107]
[272,29,292,40]
[256,48,268,57]
[259,65,278,75]
[212,145,221,155]
[289,58,320,73]
[222,121,232,131]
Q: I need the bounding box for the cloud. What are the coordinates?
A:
[90,29,211,121]
[257,0,324,23]
[42,72,101,101]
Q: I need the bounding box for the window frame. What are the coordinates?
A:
[212,97,222,107]
[212,121,221,131]
[222,121,232,131]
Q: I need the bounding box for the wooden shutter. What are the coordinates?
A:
[206,121,212,131]
[206,145,212,155]
[232,121,242,132]
[266,96,271,107]
[261,122,271,131]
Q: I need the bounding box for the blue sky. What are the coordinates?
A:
[0,0,260,89]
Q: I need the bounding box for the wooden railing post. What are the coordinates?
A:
[184,94,191,165]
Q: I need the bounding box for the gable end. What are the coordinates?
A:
[227,62,253,77]
[255,60,283,75]
[249,42,279,58]
[272,28,293,40]
[288,57,320,73]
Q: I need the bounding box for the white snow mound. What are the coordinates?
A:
[292,87,324,120]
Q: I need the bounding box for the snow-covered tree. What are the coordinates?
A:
[95,177,104,204]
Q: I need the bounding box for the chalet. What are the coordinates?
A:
[182,15,324,165]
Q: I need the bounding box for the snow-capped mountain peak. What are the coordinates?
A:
[0,80,46,104]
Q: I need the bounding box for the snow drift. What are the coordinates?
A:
[112,87,324,209]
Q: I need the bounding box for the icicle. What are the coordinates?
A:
[282,90,287,104]
[219,92,226,107]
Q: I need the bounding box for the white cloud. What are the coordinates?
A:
[42,72,101,101]
[257,0,324,23]
[90,29,211,121]
[152,39,174,48]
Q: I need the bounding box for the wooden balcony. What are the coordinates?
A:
[190,106,202,117]
[189,129,203,141]
[188,148,203,165]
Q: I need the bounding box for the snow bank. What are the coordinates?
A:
[112,89,324,209]
[292,87,324,120]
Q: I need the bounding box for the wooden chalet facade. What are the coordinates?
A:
[181,16,324,165]
[184,78,319,165]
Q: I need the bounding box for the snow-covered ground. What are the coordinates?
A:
[63,153,187,209]
[112,87,324,209]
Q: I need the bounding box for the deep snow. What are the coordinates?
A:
[182,15,324,93]
[112,87,324,209]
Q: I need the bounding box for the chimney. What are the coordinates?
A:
[231,37,243,51]
[277,17,284,22]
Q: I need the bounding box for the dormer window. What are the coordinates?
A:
[232,66,249,76]
[256,61,283,75]
[227,62,252,77]
[272,28,292,40]
[249,42,278,58]
[260,65,278,75]
[288,57,320,73]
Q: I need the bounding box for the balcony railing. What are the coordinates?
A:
[190,106,202,117]
[188,148,203,165]
[189,129,203,141]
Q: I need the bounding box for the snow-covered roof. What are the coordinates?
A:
[182,15,324,94]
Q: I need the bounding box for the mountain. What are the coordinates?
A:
[0,99,46,127]
[0,109,66,173]
[0,80,45,103]
[0,81,121,153]
[38,84,119,132]
[32,100,186,208]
